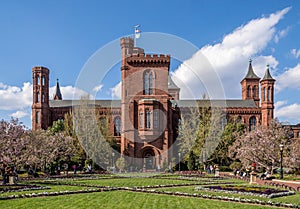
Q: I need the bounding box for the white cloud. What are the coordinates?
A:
[276,63,300,91]
[274,27,290,43]
[92,84,104,92]
[10,110,28,119]
[0,82,32,110]
[275,102,300,123]
[291,48,300,59]
[110,82,121,99]
[172,7,289,99]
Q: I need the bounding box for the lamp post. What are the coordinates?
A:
[178,152,181,172]
[279,144,284,179]
[112,152,115,173]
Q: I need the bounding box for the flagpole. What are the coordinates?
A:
[134,25,140,47]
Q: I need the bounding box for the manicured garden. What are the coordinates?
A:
[1,173,300,209]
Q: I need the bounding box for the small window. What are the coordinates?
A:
[36,111,40,124]
[37,75,40,85]
[247,85,251,98]
[139,112,144,128]
[236,116,242,124]
[153,110,159,129]
[263,87,266,101]
[253,86,257,98]
[249,116,256,131]
[114,117,121,136]
[37,92,40,103]
[42,76,45,86]
[145,109,151,129]
[268,86,271,101]
[42,93,45,103]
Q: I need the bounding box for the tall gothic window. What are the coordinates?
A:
[253,86,257,98]
[263,87,266,101]
[145,109,151,128]
[114,117,121,136]
[247,85,251,98]
[144,71,153,95]
[268,86,271,101]
[249,116,256,131]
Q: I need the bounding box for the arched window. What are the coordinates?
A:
[236,116,242,124]
[145,109,151,128]
[37,92,40,103]
[37,75,40,85]
[249,116,256,131]
[268,86,271,101]
[42,76,45,86]
[253,86,257,98]
[42,93,45,103]
[144,71,153,95]
[263,87,266,101]
[114,117,121,136]
[36,111,40,124]
[247,85,251,98]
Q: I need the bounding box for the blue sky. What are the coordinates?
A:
[0,0,300,128]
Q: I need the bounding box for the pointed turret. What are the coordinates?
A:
[244,59,260,79]
[53,79,62,100]
[260,65,275,127]
[262,64,275,81]
[241,59,260,106]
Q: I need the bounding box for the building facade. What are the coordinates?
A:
[32,36,277,168]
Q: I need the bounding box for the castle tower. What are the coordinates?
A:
[120,36,172,169]
[53,79,62,100]
[32,66,50,130]
[241,60,260,106]
[260,65,275,127]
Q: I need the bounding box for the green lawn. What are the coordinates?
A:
[0,190,282,209]
[0,174,298,209]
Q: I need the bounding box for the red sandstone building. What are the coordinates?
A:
[32,36,280,168]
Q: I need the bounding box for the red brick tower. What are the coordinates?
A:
[120,37,172,169]
[260,65,275,127]
[241,59,260,107]
[32,66,50,130]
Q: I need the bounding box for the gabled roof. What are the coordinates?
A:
[49,99,258,109]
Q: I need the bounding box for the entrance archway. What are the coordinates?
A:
[142,149,155,170]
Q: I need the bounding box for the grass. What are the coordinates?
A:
[0,190,282,209]
[0,174,299,208]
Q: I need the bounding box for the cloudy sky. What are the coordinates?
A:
[0,1,300,128]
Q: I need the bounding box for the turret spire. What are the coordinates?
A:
[53,78,62,100]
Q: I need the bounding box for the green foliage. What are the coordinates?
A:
[48,120,64,135]
[210,122,246,166]
[187,150,196,170]
[115,157,126,172]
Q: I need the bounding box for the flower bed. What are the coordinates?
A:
[195,185,295,198]
[0,184,49,193]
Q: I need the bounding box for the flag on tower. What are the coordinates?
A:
[134,25,141,39]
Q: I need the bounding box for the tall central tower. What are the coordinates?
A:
[120,37,172,169]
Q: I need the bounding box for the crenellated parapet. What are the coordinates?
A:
[126,54,170,65]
